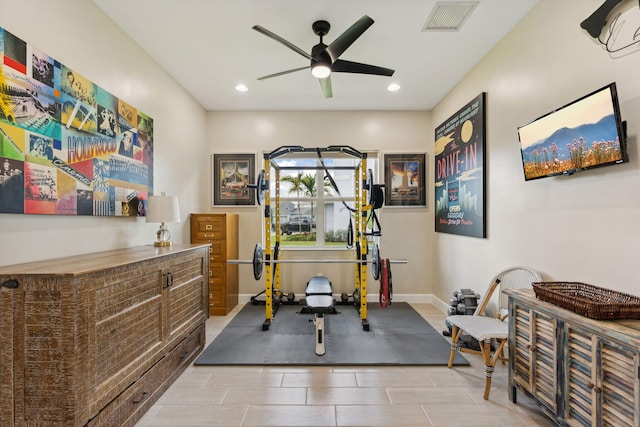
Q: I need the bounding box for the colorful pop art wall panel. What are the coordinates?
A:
[0,26,153,216]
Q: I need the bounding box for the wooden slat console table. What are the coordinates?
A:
[506,288,640,427]
[0,244,209,426]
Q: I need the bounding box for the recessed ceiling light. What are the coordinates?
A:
[235,83,248,92]
[387,83,401,92]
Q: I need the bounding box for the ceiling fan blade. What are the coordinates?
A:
[257,66,310,80]
[325,15,374,62]
[319,76,333,98]
[252,25,313,60]
[332,59,394,76]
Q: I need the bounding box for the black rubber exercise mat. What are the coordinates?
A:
[194,302,469,366]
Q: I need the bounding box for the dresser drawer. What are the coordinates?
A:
[209,241,225,258]
[87,324,204,427]
[210,262,226,280]
[192,217,225,240]
[192,239,224,256]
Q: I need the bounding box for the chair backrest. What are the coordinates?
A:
[475,266,541,318]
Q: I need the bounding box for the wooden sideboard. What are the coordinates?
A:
[190,213,238,315]
[506,288,640,427]
[0,244,209,427]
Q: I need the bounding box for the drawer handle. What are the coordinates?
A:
[205,225,212,230]
[179,350,190,361]
[2,279,19,289]
[163,272,174,288]
[204,233,215,238]
[133,391,148,404]
[588,383,602,393]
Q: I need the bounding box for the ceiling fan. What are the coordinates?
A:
[252,15,395,98]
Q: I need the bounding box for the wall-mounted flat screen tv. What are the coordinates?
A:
[518,82,628,181]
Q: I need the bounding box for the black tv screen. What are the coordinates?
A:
[518,82,627,181]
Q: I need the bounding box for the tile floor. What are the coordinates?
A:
[135,303,555,426]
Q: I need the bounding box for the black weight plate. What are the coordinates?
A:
[366,169,374,204]
[371,243,381,281]
[253,243,263,280]
[256,170,265,205]
[371,185,384,209]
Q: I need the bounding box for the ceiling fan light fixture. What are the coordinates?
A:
[311,63,331,79]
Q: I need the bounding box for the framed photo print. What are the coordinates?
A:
[383,153,427,207]
[212,153,256,206]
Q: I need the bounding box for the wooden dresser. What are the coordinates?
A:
[0,244,209,427]
[506,288,640,427]
[190,213,238,315]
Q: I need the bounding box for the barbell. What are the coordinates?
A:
[228,243,407,281]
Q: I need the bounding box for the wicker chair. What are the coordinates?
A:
[446,266,541,400]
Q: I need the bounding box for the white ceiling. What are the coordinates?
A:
[93,0,538,111]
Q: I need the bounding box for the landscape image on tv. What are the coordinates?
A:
[518,84,625,181]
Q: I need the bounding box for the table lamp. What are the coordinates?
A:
[146,192,181,247]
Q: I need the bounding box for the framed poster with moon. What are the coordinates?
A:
[434,93,486,238]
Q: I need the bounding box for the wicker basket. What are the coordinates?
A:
[532,281,640,320]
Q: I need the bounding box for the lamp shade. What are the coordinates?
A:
[146,193,181,223]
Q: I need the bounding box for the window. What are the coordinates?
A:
[267,151,378,248]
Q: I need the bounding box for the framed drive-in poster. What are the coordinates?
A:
[434,92,486,238]
[383,153,427,207]
[212,153,256,206]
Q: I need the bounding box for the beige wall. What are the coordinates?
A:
[432,0,640,304]
[3,0,639,309]
[0,0,207,265]
[204,111,433,297]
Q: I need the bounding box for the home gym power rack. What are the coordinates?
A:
[230,145,406,331]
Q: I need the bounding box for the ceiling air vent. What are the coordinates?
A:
[422,1,479,32]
